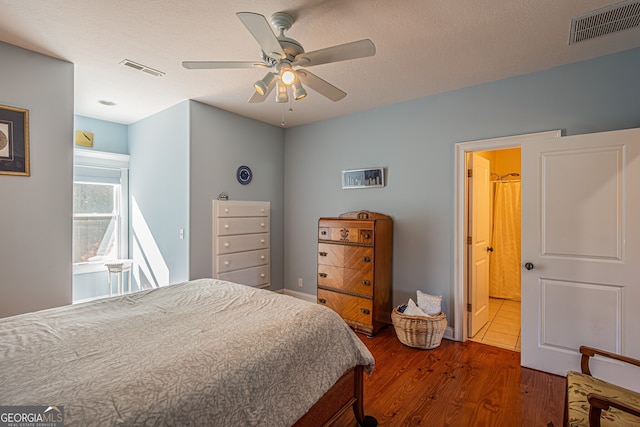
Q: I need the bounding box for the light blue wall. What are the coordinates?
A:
[72,115,130,301]
[0,42,74,318]
[283,47,640,327]
[126,100,284,290]
[129,102,190,287]
[74,115,128,154]
[188,101,285,287]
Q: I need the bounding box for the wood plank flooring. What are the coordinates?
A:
[332,326,565,426]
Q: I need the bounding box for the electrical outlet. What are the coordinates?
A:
[298,278,303,287]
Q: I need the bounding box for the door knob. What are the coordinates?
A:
[487,247,494,252]
[524,262,534,270]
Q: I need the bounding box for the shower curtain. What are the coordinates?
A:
[489,181,521,301]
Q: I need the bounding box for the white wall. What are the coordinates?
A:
[0,42,74,317]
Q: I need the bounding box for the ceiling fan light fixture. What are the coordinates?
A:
[292,79,307,100]
[279,63,296,86]
[276,81,289,103]
[254,72,276,96]
[281,70,296,85]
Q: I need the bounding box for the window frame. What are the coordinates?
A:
[73,149,130,275]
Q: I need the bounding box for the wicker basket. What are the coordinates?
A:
[391,306,447,349]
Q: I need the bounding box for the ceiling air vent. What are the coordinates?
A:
[120,59,165,77]
[569,0,640,44]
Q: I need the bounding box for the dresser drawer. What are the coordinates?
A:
[318,265,373,296]
[216,217,269,235]
[218,265,269,288]
[318,243,373,269]
[318,227,374,244]
[216,249,268,273]
[317,289,372,327]
[215,202,269,218]
[216,233,268,255]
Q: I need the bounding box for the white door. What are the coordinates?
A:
[468,154,490,337]
[521,128,640,392]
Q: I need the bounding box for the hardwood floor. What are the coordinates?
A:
[333,326,565,426]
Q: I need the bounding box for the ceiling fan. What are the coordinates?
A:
[182,11,376,104]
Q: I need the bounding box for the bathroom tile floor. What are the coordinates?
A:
[470,297,521,352]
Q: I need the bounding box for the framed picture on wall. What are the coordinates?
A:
[342,167,385,189]
[0,104,30,176]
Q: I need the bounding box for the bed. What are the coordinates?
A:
[0,279,376,426]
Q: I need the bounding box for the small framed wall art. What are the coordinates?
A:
[342,167,385,189]
[0,104,30,176]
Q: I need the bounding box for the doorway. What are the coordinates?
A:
[452,130,562,344]
[468,148,522,351]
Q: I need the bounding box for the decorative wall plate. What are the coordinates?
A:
[236,165,252,185]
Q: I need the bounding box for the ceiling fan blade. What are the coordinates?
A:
[248,78,277,103]
[297,70,346,102]
[182,61,267,70]
[294,39,375,67]
[236,12,285,60]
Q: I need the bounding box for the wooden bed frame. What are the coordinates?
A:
[294,365,377,427]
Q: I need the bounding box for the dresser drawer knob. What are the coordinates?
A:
[319,273,327,278]
[318,298,327,304]
[224,242,230,247]
[321,231,327,235]
[260,223,265,227]
[260,255,266,260]
[260,239,265,243]
[364,233,371,239]
[260,273,266,278]
[319,252,327,257]
[224,261,230,266]
[362,256,371,262]
[360,308,371,315]
[224,224,230,229]
[362,280,371,286]
[224,208,229,213]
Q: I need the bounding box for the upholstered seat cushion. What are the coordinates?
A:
[566,370,640,427]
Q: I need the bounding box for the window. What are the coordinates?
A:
[73,181,120,263]
[73,150,129,274]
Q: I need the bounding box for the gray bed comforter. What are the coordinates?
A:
[0,279,374,426]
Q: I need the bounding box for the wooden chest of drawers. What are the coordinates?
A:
[212,200,270,288]
[317,211,393,336]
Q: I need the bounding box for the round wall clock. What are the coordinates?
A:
[236,165,253,185]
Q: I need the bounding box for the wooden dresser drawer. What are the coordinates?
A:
[216,249,268,273]
[318,219,374,244]
[216,217,269,236]
[318,265,373,296]
[218,265,269,288]
[215,202,269,218]
[317,289,372,327]
[318,227,374,244]
[216,233,268,255]
[318,243,373,269]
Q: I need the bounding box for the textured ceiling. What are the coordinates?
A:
[0,0,639,128]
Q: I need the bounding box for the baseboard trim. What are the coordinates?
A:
[283,288,317,303]
[443,326,454,341]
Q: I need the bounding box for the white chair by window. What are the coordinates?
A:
[105,260,132,297]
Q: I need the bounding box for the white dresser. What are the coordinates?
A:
[212,200,270,288]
